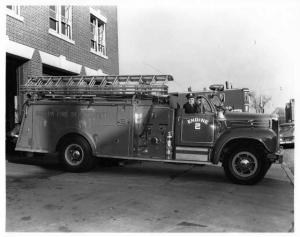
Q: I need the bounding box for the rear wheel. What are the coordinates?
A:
[223,146,269,185]
[59,136,96,172]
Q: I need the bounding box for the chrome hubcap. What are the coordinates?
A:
[232,151,258,177]
[65,144,84,166]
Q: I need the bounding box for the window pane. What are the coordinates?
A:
[90,23,95,34]
[50,18,57,30]
[61,6,65,16]
[98,20,104,27]
[99,44,105,54]
[91,40,96,50]
[7,5,13,10]
[61,22,66,35]
[98,26,104,43]
[203,100,212,112]
[65,6,70,19]
[90,15,96,23]
[67,25,70,37]
[49,6,57,19]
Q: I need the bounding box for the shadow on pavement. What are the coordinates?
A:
[7,152,287,186]
[6,152,62,171]
[6,152,231,184]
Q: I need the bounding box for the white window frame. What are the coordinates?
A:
[90,8,108,59]
[49,5,74,44]
[6,5,24,22]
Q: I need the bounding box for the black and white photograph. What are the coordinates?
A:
[3,0,297,233]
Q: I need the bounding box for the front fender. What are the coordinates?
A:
[211,127,277,164]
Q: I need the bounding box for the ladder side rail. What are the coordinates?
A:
[37,77,46,87]
[99,77,107,87]
[66,77,75,86]
[112,76,119,86]
[56,77,65,87]
[24,77,33,86]
[44,77,54,86]
[51,77,60,88]
[77,77,86,87]
[89,77,96,87]
[139,75,143,84]
[151,75,156,84]
[27,77,38,86]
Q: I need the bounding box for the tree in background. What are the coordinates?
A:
[249,91,272,113]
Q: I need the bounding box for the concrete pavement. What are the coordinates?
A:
[6,156,294,232]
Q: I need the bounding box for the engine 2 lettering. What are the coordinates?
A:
[187,117,209,125]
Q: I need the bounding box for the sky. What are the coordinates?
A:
[118,0,299,113]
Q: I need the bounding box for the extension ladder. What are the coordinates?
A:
[19,75,174,98]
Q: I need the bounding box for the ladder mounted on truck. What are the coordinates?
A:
[19,75,174,99]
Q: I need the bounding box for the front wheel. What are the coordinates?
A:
[59,136,96,172]
[223,146,269,185]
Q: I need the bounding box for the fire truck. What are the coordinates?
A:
[15,75,283,184]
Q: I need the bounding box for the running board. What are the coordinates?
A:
[175,146,209,162]
[95,153,212,165]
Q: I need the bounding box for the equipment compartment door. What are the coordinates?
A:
[96,105,132,156]
[175,113,215,146]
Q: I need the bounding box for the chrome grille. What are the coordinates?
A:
[271,119,280,148]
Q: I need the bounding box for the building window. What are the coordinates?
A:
[49,5,72,40]
[90,14,106,56]
[7,5,20,15]
[6,5,24,22]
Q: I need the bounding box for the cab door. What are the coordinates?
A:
[175,112,215,147]
[175,96,216,147]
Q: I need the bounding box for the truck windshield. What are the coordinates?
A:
[202,98,213,112]
[210,94,223,108]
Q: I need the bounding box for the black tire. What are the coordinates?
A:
[223,146,269,185]
[59,136,96,172]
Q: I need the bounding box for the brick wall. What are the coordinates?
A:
[6,5,119,75]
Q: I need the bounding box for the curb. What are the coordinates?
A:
[281,162,294,185]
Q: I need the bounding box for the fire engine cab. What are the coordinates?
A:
[15,75,283,184]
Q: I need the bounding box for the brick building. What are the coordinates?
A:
[6,5,119,132]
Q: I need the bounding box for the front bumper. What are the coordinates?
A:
[267,147,284,164]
